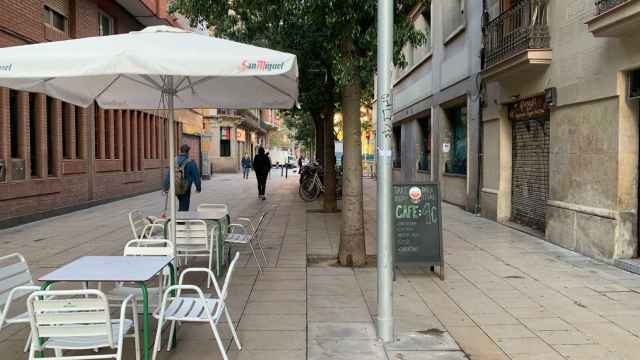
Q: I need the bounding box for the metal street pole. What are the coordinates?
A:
[167,76,177,246]
[376,0,394,342]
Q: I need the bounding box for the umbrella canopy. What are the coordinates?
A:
[0,25,298,109]
[0,25,298,248]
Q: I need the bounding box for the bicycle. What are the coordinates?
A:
[298,163,342,202]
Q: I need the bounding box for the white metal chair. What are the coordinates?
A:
[225,212,268,274]
[152,252,242,360]
[129,210,165,239]
[107,239,175,312]
[26,289,140,360]
[0,253,42,353]
[171,219,217,287]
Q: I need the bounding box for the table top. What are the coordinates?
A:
[39,256,174,282]
[176,209,228,221]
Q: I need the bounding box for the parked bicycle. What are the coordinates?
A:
[298,162,342,202]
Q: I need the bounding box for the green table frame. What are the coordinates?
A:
[38,262,176,360]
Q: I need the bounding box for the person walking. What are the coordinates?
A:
[253,147,271,200]
[298,155,304,170]
[241,154,252,179]
[163,143,201,211]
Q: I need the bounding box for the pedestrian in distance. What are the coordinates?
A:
[241,154,252,179]
[163,143,202,211]
[298,155,304,170]
[253,147,272,200]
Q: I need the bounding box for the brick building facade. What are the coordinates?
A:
[0,0,183,227]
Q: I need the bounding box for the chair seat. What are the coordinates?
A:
[42,319,133,350]
[225,233,251,244]
[5,311,29,324]
[154,297,221,322]
[176,244,210,253]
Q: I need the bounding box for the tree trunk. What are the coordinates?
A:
[313,113,325,168]
[322,108,338,212]
[338,42,366,266]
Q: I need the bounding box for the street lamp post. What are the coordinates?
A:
[376,0,394,343]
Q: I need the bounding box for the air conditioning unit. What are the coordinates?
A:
[629,69,640,100]
[11,158,25,181]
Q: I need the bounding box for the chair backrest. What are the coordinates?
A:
[173,220,209,247]
[129,210,150,239]
[123,239,175,257]
[220,252,240,301]
[0,253,33,308]
[196,204,228,214]
[27,290,114,348]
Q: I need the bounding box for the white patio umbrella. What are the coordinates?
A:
[0,25,298,243]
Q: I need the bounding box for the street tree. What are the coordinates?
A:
[171,0,425,266]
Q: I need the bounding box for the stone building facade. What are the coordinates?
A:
[205,109,268,173]
[386,0,483,212]
[390,0,640,263]
[0,0,179,227]
[480,0,640,261]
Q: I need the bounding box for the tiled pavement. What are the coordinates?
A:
[2,172,640,359]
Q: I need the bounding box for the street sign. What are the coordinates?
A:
[393,182,444,279]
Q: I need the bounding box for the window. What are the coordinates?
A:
[99,12,114,36]
[418,118,431,172]
[392,125,401,168]
[445,106,467,175]
[220,127,231,157]
[105,110,111,159]
[9,90,19,159]
[75,107,83,158]
[46,97,55,176]
[62,103,70,159]
[443,0,465,41]
[43,6,67,33]
[29,93,40,177]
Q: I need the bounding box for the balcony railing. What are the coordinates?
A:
[482,0,550,69]
[595,0,629,15]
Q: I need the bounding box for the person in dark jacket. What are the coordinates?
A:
[241,154,252,179]
[252,147,271,200]
[163,143,202,211]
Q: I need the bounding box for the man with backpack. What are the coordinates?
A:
[163,143,202,211]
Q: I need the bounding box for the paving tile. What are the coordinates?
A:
[244,301,306,315]
[308,322,377,339]
[238,314,306,331]
[494,337,557,356]
[386,350,469,360]
[238,330,305,351]
[481,325,536,340]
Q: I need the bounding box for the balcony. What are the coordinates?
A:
[586,0,640,37]
[481,0,551,81]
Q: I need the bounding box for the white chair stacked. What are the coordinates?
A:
[171,219,217,288]
[0,253,41,353]
[152,252,242,360]
[26,289,140,360]
[225,212,268,274]
[128,210,165,240]
[107,239,175,312]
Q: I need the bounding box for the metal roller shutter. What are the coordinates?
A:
[511,115,549,232]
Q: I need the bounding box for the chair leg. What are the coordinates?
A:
[208,251,214,289]
[224,307,242,350]
[152,313,165,360]
[208,321,229,360]
[23,332,31,353]
[256,236,268,265]
[167,320,177,351]
[132,301,141,360]
[248,241,263,274]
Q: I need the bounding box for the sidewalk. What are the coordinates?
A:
[1,173,640,359]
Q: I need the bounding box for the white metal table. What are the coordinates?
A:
[39,256,176,360]
[174,209,230,276]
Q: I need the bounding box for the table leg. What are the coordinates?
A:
[138,283,150,360]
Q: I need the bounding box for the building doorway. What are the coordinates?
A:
[509,95,550,233]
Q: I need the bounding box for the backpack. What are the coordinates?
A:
[175,158,191,196]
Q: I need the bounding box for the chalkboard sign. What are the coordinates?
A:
[393,182,444,279]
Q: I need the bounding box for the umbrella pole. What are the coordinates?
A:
[167,76,177,246]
